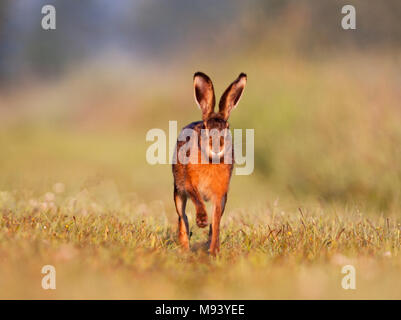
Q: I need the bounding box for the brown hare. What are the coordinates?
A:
[172,72,247,255]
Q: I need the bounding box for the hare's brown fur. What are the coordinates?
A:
[172,72,247,255]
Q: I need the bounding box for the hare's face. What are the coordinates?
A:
[193,71,246,159]
[203,116,229,156]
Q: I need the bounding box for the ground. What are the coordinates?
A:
[1,190,400,299]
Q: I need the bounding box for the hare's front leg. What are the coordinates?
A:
[174,187,190,250]
[187,188,208,228]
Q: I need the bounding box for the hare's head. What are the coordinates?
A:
[193,72,247,159]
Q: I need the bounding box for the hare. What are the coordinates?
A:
[172,72,247,255]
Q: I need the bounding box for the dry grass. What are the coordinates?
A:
[0,194,400,299]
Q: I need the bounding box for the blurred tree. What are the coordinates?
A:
[0,0,12,83]
[0,0,400,84]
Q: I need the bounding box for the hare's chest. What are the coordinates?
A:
[189,163,232,201]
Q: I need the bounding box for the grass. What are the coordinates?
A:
[0,194,400,299]
[0,51,400,299]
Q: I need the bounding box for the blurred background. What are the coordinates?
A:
[0,0,400,216]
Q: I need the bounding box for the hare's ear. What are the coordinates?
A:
[219,73,247,120]
[194,72,215,121]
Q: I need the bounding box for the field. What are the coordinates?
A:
[1,200,400,299]
[0,51,400,299]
